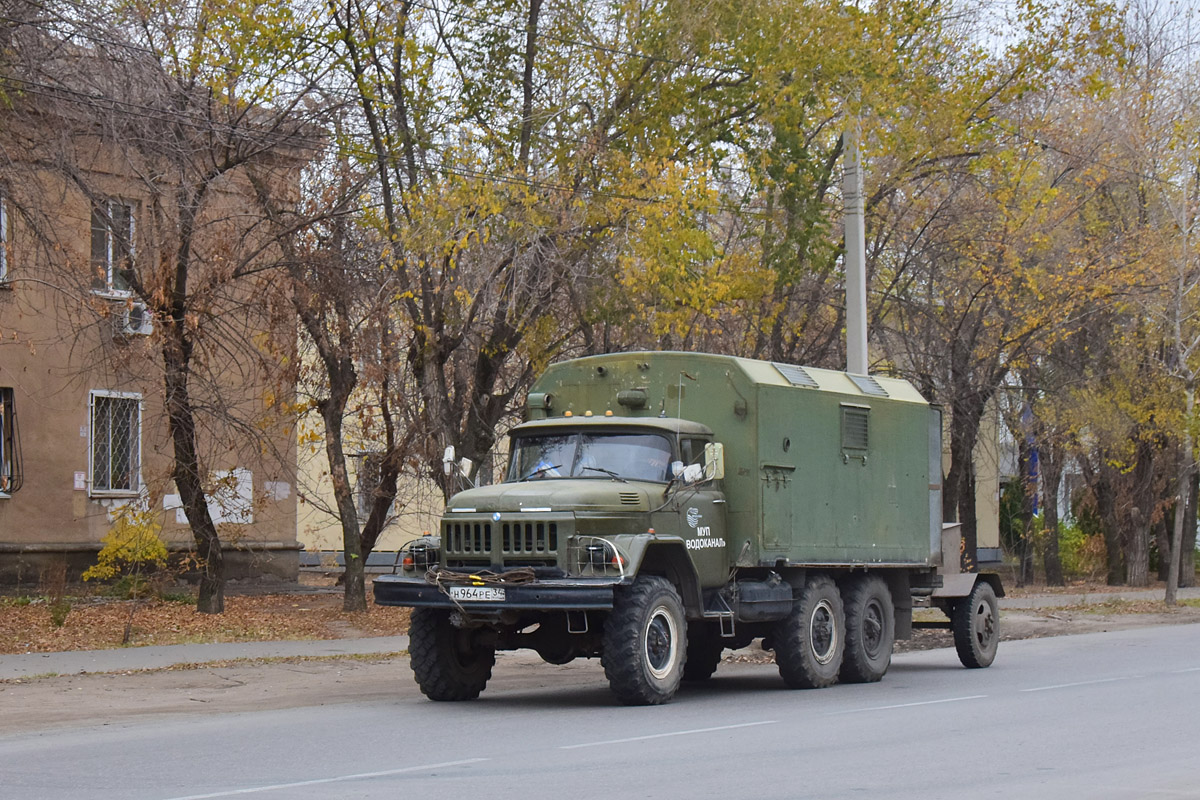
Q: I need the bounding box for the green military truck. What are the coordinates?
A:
[374,351,1003,705]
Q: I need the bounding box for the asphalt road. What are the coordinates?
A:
[3,624,1199,800]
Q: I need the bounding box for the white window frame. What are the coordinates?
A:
[0,387,16,497]
[88,390,143,497]
[0,191,10,285]
[90,199,136,298]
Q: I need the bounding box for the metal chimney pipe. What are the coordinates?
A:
[843,127,868,376]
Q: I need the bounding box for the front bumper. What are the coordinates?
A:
[373,573,622,611]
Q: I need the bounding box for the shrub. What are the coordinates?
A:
[83,505,169,583]
[1058,521,1106,580]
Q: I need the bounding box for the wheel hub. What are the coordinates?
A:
[645,607,678,679]
[810,599,839,665]
[862,600,884,658]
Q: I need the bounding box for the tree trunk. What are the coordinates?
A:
[293,289,365,613]
[163,334,224,614]
[1167,383,1194,605]
[1126,435,1155,588]
[322,396,365,613]
[1041,441,1064,586]
[1016,433,1035,587]
[1156,514,1171,583]
[1089,464,1126,586]
[1182,469,1197,588]
[944,392,985,571]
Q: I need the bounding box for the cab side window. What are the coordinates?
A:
[679,437,708,466]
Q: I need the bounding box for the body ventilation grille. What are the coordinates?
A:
[848,374,888,397]
[773,362,819,388]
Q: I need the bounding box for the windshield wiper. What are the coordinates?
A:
[520,463,562,481]
[582,466,627,483]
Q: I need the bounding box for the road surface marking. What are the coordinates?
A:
[827,695,987,715]
[1020,676,1139,693]
[1173,667,1200,674]
[560,720,777,750]
[159,758,490,800]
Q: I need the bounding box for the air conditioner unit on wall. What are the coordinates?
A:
[118,302,154,336]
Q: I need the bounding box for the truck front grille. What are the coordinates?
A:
[444,522,492,554]
[502,521,558,555]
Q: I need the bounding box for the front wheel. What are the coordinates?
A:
[953,580,1000,668]
[774,574,845,689]
[602,576,687,705]
[409,608,496,701]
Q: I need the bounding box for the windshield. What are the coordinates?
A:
[506,431,674,483]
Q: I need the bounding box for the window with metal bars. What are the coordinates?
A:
[90,391,141,495]
[0,388,21,495]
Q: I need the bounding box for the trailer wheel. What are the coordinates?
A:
[953,580,999,668]
[602,576,687,704]
[840,575,894,683]
[774,574,845,689]
[409,608,495,701]
[682,623,724,682]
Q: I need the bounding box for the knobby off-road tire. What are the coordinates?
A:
[602,576,687,705]
[952,580,999,668]
[682,623,724,682]
[409,607,496,701]
[774,574,845,689]
[840,574,895,684]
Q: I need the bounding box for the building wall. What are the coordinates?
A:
[0,133,300,584]
[295,414,442,559]
[973,397,1004,554]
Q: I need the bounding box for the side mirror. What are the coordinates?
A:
[442,446,456,476]
[682,463,704,483]
[458,457,474,480]
[704,442,725,481]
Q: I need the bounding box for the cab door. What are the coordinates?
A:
[676,436,728,587]
[681,488,729,588]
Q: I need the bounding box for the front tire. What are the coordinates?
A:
[953,580,999,668]
[774,574,845,689]
[409,608,495,701]
[602,576,687,705]
[840,575,895,683]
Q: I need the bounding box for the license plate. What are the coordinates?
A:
[449,585,506,602]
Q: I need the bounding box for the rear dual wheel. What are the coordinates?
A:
[840,575,895,684]
[774,575,845,689]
